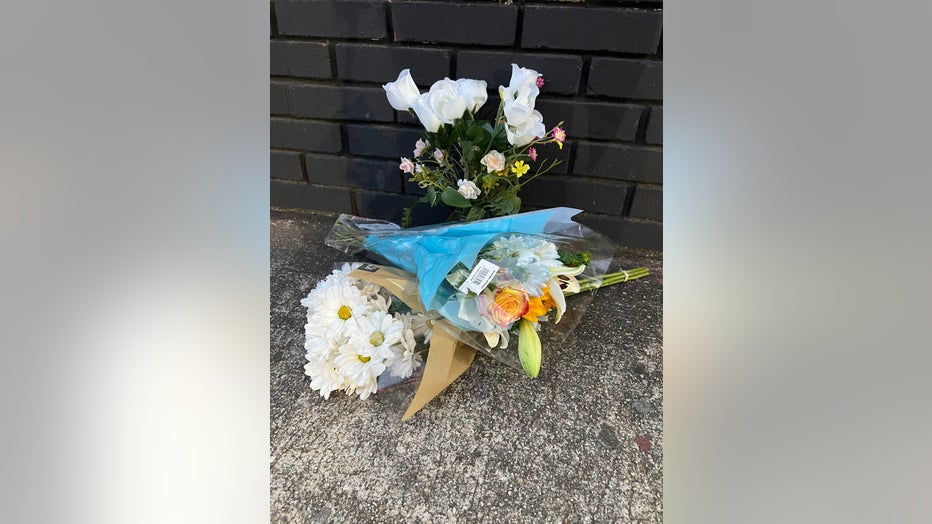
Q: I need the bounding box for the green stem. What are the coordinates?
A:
[568,267,651,295]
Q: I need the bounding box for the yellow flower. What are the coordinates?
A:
[511,160,530,177]
[523,293,551,322]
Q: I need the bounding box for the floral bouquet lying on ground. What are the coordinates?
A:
[329,208,605,376]
[307,208,648,418]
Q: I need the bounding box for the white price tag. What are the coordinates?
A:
[458,259,500,294]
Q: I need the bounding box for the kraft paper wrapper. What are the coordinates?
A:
[348,264,476,420]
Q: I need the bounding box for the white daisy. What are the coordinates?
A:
[334,341,387,388]
[304,281,371,339]
[346,376,378,400]
[304,358,345,399]
[333,311,401,384]
[347,310,404,357]
[366,289,392,313]
[386,342,423,379]
[304,330,341,361]
[394,312,431,344]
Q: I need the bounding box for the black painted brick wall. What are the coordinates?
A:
[271,0,663,251]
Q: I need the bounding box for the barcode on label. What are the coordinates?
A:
[458,259,500,294]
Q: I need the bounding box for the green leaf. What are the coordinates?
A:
[510,195,521,214]
[461,140,475,163]
[426,186,438,206]
[558,250,592,267]
[440,187,472,208]
[466,123,491,144]
[492,193,520,216]
[465,206,487,222]
[401,204,414,228]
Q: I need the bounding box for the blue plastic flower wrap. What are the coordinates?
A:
[325,208,617,377]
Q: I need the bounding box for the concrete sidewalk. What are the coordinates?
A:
[271,208,663,523]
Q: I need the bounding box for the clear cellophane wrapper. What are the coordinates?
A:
[325,208,616,395]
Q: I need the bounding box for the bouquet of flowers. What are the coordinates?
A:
[303,208,648,418]
[383,64,567,225]
[301,263,432,400]
[327,208,647,375]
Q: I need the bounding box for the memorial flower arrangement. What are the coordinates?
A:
[383,64,567,226]
[301,263,432,400]
[326,208,649,375]
[302,209,650,417]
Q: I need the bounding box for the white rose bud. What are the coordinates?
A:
[457,179,481,200]
[412,93,444,133]
[383,69,421,111]
[426,78,468,124]
[506,110,546,147]
[501,84,540,128]
[506,63,542,93]
[455,78,488,113]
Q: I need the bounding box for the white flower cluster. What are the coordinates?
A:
[451,235,571,341]
[482,235,562,294]
[382,64,545,146]
[301,263,429,400]
[383,70,488,133]
[499,64,546,147]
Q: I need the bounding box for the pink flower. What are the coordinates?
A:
[433,149,444,164]
[529,147,538,162]
[552,127,566,150]
[399,157,415,174]
[535,76,545,89]
[413,138,429,157]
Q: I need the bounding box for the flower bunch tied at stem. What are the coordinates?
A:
[384,64,568,227]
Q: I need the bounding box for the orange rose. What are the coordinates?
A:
[489,287,529,326]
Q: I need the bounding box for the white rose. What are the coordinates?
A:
[506,63,541,93]
[383,69,421,111]
[457,179,481,200]
[412,93,444,133]
[455,78,488,113]
[480,151,506,173]
[501,84,540,128]
[506,110,546,147]
[426,78,468,124]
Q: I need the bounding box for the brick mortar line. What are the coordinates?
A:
[273,178,408,195]
[269,205,341,218]
[271,137,663,152]
[271,36,663,61]
[296,151,399,164]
